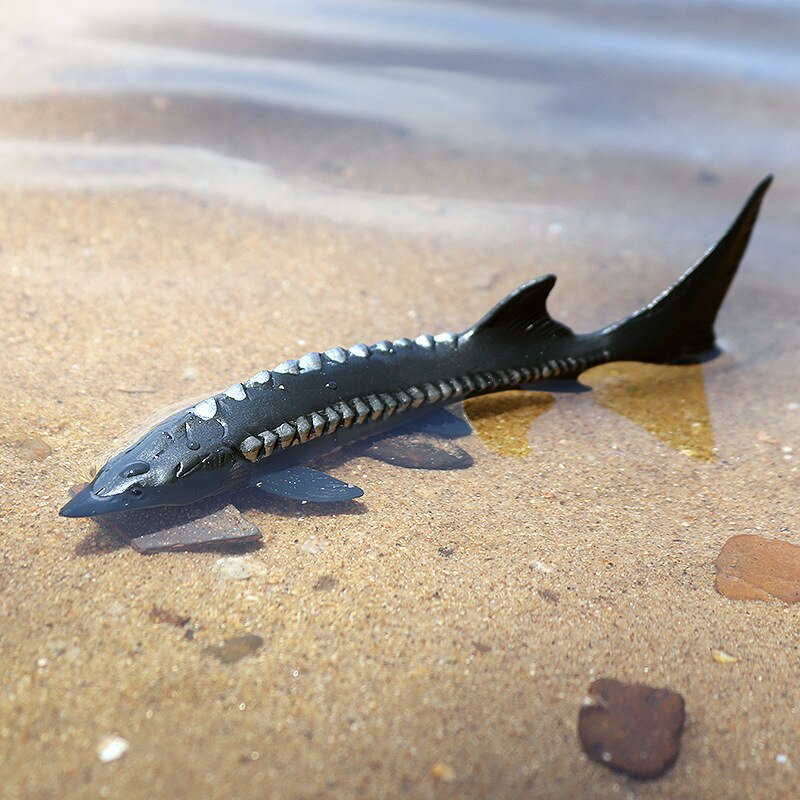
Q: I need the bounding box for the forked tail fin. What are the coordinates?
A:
[601,176,772,363]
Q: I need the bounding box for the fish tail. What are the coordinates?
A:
[600,175,772,363]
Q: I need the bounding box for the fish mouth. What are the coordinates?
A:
[59,484,130,518]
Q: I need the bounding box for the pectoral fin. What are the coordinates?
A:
[255,466,364,502]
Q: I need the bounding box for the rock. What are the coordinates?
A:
[301,536,327,555]
[205,634,263,664]
[97,735,129,763]
[213,556,253,582]
[711,648,739,664]
[578,678,685,780]
[430,762,455,783]
[312,574,339,591]
[537,589,560,604]
[149,606,190,627]
[714,534,800,603]
[1,435,52,461]
[67,484,263,553]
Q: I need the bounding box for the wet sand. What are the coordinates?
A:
[1,2,799,799]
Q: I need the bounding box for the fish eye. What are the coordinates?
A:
[121,461,150,478]
[128,486,144,497]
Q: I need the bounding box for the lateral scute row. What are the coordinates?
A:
[235,350,611,464]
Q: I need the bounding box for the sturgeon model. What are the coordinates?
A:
[60,177,772,518]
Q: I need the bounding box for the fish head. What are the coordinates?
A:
[59,409,250,517]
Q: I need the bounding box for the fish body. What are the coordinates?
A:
[60,177,772,518]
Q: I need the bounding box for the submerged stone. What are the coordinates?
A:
[205,634,264,664]
[213,556,253,582]
[1,435,53,461]
[65,484,263,553]
[312,574,339,591]
[578,678,685,780]
[149,606,190,628]
[714,534,800,603]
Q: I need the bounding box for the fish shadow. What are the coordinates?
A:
[234,486,369,518]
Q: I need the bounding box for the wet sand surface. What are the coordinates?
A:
[0,1,798,798]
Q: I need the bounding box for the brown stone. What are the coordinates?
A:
[149,605,190,627]
[67,484,262,553]
[578,678,685,780]
[714,534,800,603]
[205,634,264,664]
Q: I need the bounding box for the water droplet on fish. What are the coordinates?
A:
[326,381,337,390]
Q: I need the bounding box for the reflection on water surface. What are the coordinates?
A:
[584,362,716,461]
[464,390,554,458]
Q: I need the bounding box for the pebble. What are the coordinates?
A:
[312,575,339,591]
[97,735,129,763]
[1,435,52,461]
[128,505,262,553]
[430,762,455,782]
[714,534,800,603]
[213,557,253,582]
[578,678,685,780]
[301,536,328,555]
[205,634,264,664]
[149,606,190,627]
[712,648,739,664]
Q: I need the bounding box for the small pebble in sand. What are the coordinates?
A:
[213,557,253,582]
[776,753,790,765]
[301,536,328,555]
[312,574,339,591]
[537,589,560,604]
[205,634,264,664]
[97,735,129,763]
[430,762,455,782]
[149,605,190,628]
[1,435,52,461]
[578,678,685,780]
[712,649,739,664]
[438,545,455,558]
[714,534,800,603]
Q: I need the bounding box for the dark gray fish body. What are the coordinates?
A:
[60,177,772,518]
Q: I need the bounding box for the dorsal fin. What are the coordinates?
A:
[471,275,573,339]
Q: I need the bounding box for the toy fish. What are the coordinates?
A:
[60,177,772,518]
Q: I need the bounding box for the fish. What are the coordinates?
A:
[60,176,772,518]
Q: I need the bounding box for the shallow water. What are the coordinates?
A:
[0,2,798,799]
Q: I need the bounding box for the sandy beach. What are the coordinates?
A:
[0,2,798,798]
